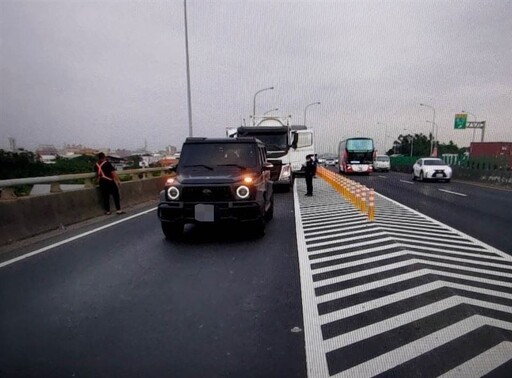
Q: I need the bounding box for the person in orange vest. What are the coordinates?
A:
[95,152,124,215]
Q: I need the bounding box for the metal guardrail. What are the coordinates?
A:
[0,167,171,200]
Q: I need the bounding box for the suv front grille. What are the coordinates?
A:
[180,186,232,202]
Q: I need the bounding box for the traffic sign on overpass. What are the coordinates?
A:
[454,114,467,129]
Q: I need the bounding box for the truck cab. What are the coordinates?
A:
[232,117,315,191]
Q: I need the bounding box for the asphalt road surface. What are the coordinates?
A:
[0,192,306,378]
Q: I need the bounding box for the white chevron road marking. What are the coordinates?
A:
[323,296,512,353]
[307,231,389,249]
[316,269,512,303]
[319,280,512,324]
[295,178,512,378]
[313,257,512,290]
[438,341,512,378]
[311,249,512,275]
[333,316,512,378]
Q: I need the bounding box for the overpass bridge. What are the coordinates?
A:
[1,167,511,377]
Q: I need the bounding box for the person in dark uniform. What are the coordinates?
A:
[303,154,315,196]
[95,152,124,215]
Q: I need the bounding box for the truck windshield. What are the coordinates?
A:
[239,133,288,151]
[179,143,259,170]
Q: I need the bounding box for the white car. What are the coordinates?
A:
[325,157,337,166]
[373,155,390,172]
[412,158,452,182]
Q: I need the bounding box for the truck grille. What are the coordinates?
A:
[180,186,232,202]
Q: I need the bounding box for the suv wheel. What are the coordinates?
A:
[161,222,183,240]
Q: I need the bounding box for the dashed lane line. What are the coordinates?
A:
[399,179,414,185]
[438,189,468,197]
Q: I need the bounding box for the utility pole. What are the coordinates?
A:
[184,0,193,137]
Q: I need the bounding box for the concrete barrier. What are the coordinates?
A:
[0,176,170,246]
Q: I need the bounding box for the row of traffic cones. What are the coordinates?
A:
[316,166,375,222]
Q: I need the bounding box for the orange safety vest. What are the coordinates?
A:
[96,161,113,181]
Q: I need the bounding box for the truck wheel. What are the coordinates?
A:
[265,196,274,222]
[161,222,183,240]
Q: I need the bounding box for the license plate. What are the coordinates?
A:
[195,204,214,222]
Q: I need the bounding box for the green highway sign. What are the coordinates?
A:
[454,114,467,129]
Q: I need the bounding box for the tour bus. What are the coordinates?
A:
[338,137,375,174]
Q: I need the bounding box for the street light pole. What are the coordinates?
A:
[253,87,274,125]
[184,0,193,137]
[304,102,321,126]
[403,128,414,157]
[420,103,436,155]
[377,122,389,154]
[426,120,439,155]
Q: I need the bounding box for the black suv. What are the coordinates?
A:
[158,137,274,239]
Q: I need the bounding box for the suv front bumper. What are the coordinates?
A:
[158,201,263,224]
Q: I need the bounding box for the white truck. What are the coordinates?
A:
[228,116,315,191]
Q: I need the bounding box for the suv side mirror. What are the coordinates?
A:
[290,132,298,149]
[263,162,274,170]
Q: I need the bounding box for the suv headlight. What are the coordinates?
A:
[167,186,180,200]
[236,185,250,199]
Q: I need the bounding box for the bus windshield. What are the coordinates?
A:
[346,139,374,151]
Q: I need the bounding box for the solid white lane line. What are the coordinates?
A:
[0,207,157,269]
[438,189,467,197]
[294,181,331,378]
[438,341,512,378]
[400,180,414,185]
[334,316,512,378]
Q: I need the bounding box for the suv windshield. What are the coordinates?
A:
[179,143,259,170]
[424,159,445,166]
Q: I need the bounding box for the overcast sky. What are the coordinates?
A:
[1,0,511,154]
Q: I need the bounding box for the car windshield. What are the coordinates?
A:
[376,156,389,162]
[179,143,258,170]
[424,159,445,166]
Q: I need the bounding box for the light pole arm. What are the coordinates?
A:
[304,102,321,126]
[253,87,274,122]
